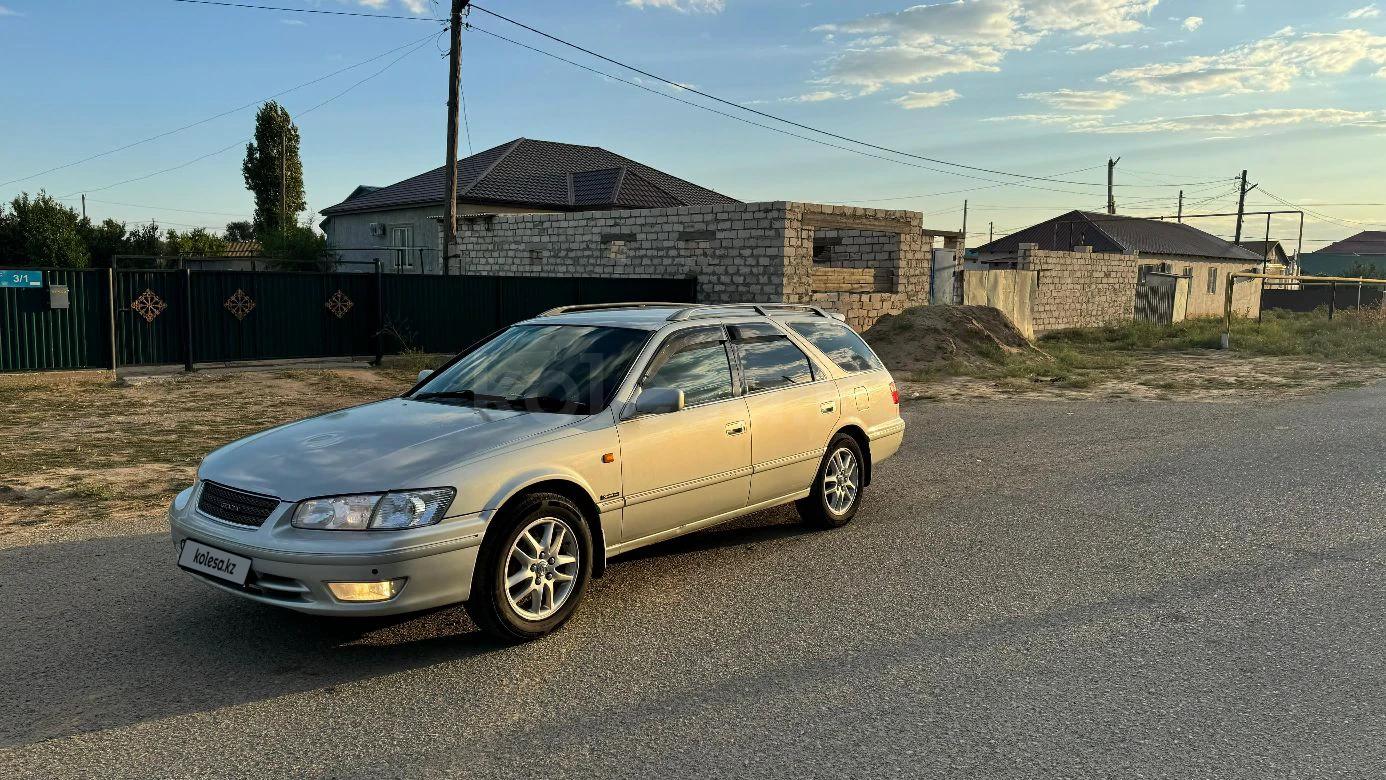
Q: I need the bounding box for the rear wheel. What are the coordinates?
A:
[465,492,592,641]
[796,433,865,529]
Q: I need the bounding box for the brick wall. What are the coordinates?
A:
[446,201,931,329]
[1019,245,1140,334]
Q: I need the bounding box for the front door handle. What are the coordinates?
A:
[725,420,746,436]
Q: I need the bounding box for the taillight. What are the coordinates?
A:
[890,381,899,405]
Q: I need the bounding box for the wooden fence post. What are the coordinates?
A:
[107,268,119,371]
[182,268,194,372]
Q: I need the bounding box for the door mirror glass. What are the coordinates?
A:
[634,386,685,416]
[417,369,433,383]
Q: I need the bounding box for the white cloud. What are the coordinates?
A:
[1070,39,1115,52]
[1103,27,1386,95]
[1346,4,1381,19]
[624,0,726,13]
[891,88,961,108]
[809,1,1158,96]
[786,90,849,102]
[1182,16,1203,31]
[1020,88,1129,110]
[993,107,1386,134]
[281,18,307,26]
[0,5,21,17]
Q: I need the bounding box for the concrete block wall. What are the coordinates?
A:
[446,201,931,331]
[1019,244,1140,334]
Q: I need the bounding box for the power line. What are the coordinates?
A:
[168,0,1225,192]
[169,0,440,22]
[2,33,439,190]
[60,196,251,218]
[468,4,1226,191]
[466,24,1140,199]
[58,35,436,199]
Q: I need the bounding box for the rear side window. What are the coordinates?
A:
[729,322,814,393]
[641,327,735,406]
[785,320,882,374]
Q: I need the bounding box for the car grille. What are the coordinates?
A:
[197,481,279,527]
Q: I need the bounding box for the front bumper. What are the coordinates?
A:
[169,487,487,616]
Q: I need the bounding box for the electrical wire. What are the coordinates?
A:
[61,197,251,218]
[58,35,437,199]
[169,0,440,22]
[2,33,440,190]
[167,0,1228,192]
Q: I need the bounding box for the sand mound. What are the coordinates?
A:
[863,305,1043,375]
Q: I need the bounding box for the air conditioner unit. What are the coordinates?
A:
[368,222,386,237]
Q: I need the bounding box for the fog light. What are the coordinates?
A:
[326,579,405,603]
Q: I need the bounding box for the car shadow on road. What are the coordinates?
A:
[0,531,508,747]
[0,506,814,748]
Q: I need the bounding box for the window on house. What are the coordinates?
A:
[1207,267,1218,294]
[390,225,414,271]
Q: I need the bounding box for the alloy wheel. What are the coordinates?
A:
[823,446,859,515]
[504,516,581,621]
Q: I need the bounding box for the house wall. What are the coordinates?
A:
[445,201,931,330]
[1150,254,1262,318]
[324,202,553,273]
[1020,245,1141,334]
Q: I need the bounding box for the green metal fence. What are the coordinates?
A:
[0,269,696,372]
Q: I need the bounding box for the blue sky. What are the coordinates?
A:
[2,0,1384,250]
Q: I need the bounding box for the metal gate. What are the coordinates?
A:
[1,268,697,371]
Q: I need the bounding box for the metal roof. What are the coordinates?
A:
[975,210,1263,262]
[1309,231,1386,256]
[320,138,740,216]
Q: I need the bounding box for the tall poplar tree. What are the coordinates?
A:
[241,101,305,236]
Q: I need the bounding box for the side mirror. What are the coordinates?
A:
[633,386,685,416]
[416,369,433,383]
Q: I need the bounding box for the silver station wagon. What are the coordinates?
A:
[169,303,905,640]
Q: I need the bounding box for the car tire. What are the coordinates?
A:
[796,433,866,529]
[465,492,593,642]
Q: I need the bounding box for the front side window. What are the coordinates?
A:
[411,324,649,415]
[640,327,735,406]
[729,322,814,394]
[785,320,882,374]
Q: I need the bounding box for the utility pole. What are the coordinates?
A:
[442,0,470,276]
[988,221,994,244]
[1233,169,1258,245]
[280,128,287,235]
[960,199,968,251]
[1107,157,1121,215]
[1177,190,1183,223]
[81,194,87,220]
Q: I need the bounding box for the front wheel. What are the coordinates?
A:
[465,492,593,641]
[796,433,865,528]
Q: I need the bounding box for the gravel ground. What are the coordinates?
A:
[2,387,1384,779]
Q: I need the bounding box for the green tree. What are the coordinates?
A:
[241,101,305,236]
[164,227,228,257]
[124,222,163,257]
[78,218,130,268]
[0,191,91,268]
[223,220,256,242]
[261,219,331,270]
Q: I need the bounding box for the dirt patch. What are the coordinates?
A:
[863,305,1045,376]
[900,351,1384,403]
[0,368,417,544]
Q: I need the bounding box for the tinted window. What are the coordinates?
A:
[411,324,648,414]
[642,329,735,406]
[786,320,882,374]
[729,322,814,393]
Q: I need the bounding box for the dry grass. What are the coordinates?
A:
[0,368,416,540]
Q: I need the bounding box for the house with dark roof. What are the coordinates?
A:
[319,138,740,273]
[968,210,1266,327]
[1301,231,1386,276]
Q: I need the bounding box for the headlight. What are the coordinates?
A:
[291,488,455,530]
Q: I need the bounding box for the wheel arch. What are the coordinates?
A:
[493,478,608,577]
[833,423,873,487]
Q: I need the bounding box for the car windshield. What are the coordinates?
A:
[410,324,650,415]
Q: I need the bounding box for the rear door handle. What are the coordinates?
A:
[820,401,836,414]
[725,420,746,436]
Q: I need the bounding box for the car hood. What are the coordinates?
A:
[198,398,579,501]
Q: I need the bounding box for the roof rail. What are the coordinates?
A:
[539,302,687,317]
[666,303,842,322]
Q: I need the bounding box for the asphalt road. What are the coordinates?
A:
[3,386,1385,779]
